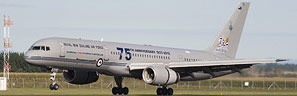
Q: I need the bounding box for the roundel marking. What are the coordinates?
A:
[96,58,103,67]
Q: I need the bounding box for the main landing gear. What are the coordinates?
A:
[112,76,129,95]
[49,68,59,90]
[156,86,174,95]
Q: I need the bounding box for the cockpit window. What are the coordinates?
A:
[31,46,50,51]
[32,46,41,50]
[46,47,50,51]
[41,46,45,51]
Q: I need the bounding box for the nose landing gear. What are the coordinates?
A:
[49,68,59,90]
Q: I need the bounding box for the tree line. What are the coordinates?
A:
[0,52,47,72]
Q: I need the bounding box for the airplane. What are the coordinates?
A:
[24,2,284,95]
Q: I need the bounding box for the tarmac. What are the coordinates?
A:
[6,94,296,96]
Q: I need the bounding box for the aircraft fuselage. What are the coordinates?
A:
[24,37,231,77]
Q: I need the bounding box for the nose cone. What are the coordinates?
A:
[24,50,46,67]
[24,51,33,64]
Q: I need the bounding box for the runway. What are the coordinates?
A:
[6,94,296,96]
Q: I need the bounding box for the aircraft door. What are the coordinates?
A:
[60,43,65,57]
[100,44,110,63]
[102,44,109,61]
[179,55,183,62]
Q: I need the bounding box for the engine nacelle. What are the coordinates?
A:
[142,65,180,86]
[63,70,99,84]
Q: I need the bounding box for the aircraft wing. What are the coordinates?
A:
[128,59,284,70]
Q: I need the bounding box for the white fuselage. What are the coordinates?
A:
[24,37,231,76]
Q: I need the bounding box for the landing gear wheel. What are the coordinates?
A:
[112,87,129,95]
[162,87,168,95]
[112,76,129,95]
[167,88,173,95]
[112,87,117,95]
[49,84,54,90]
[123,87,129,95]
[53,84,59,90]
[156,87,174,95]
[156,88,163,95]
[117,87,123,95]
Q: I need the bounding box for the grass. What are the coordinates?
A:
[1,88,297,95]
[3,73,297,81]
[1,73,297,95]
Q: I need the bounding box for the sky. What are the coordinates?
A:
[0,0,296,60]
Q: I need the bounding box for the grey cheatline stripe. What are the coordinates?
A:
[30,56,78,63]
[27,56,127,66]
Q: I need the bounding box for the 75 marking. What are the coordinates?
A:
[116,47,132,60]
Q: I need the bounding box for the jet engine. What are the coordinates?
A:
[142,65,180,86]
[63,70,99,84]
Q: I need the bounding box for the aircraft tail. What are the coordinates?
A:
[206,2,250,58]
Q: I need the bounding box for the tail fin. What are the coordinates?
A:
[206,2,250,58]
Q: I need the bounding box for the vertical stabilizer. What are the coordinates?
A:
[206,2,250,58]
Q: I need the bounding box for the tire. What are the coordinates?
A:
[167,88,173,95]
[123,87,129,95]
[156,88,162,95]
[112,87,117,95]
[162,88,168,95]
[117,87,123,95]
[53,84,59,90]
[49,84,54,90]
